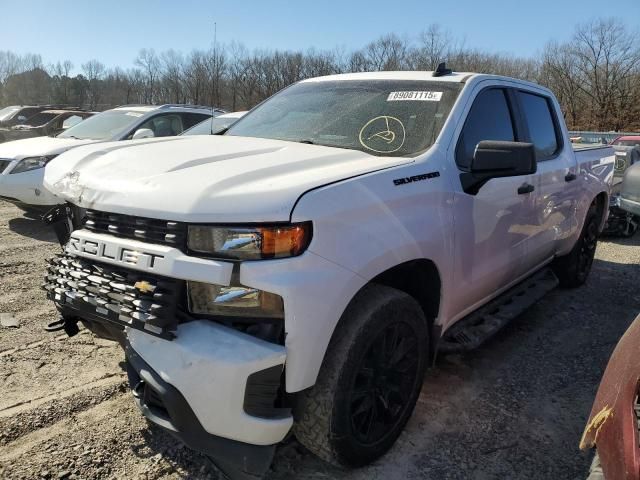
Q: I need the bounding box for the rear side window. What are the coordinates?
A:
[180,112,211,130]
[455,89,515,169]
[519,92,560,160]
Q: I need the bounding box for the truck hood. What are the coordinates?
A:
[44,135,411,222]
[0,135,97,160]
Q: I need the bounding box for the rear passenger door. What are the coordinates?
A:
[516,90,578,260]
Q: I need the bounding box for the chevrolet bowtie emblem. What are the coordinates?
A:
[134,281,156,294]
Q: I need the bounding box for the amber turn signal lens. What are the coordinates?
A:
[260,224,310,258]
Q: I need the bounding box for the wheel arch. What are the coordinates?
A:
[593,191,608,232]
[320,258,442,373]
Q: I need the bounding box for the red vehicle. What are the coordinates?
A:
[581,313,640,479]
[611,136,640,148]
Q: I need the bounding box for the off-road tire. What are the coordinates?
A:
[552,203,599,288]
[293,284,429,467]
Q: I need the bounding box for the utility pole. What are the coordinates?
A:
[212,21,218,107]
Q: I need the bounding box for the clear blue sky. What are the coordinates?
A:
[1,0,638,72]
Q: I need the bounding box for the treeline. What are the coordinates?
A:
[0,18,638,131]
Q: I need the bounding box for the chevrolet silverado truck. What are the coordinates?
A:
[43,67,614,479]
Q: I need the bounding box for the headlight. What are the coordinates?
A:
[188,282,284,318]
[10,155,57,174]
[188,223,312,260]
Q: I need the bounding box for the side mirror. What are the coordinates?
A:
[460,140,536,195]
[132,128,154,140]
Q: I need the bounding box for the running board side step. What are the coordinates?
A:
[438,268,559,353]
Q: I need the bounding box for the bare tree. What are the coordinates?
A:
[82,59,106,109]
[570,18,640,130]
[135,48,161,104]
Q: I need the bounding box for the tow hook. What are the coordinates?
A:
[42,204,74,247]
[44,315,80,337]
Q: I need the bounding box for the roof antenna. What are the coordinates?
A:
[432,62,452,77]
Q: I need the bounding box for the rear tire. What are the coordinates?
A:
[552,203,599,288]
[294,284,429,467]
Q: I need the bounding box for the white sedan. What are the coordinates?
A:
[0,104,215,214]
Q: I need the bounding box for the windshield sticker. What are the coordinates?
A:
[359,116,406,154]
[125,112,143,117]
[387,91,442,102]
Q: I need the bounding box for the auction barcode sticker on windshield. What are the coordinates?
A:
[387,91,443,101]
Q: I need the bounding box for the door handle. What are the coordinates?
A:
[518,183,535,195]
[565,172,577,182]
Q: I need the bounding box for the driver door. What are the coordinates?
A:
[448,87,540,324]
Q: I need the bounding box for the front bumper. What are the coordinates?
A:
[0,166,61,207]
[127,320,292,446]
[125,340,282,480]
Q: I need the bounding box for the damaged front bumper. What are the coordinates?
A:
[125,321,291,480]
[43,227,293,478]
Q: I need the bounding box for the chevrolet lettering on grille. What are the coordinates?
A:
[66,234,165,270]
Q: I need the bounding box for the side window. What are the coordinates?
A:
[455,89,515,169]
[518,92,560,160]
[62,115,83,130]
[180,112,211,130]
[137,114,184,137]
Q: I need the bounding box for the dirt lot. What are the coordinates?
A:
[0,200,639,480]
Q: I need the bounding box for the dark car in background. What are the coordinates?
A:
[0,105,86,142]
[0,105,52,129]
[0,109,94,143]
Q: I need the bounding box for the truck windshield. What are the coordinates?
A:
[58,110,142,140]
[227,80,463,157]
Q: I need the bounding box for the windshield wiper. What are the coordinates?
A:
[298,139,315,145]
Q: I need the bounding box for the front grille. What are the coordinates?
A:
[0,159,12,174]
[83,209,187,250]
[43,252,184,339]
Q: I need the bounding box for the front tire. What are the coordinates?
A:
[552,203,599,288]
[294,284,429,467]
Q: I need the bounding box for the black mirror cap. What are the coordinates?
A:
[461,141,537,195]
[472,140,536,174]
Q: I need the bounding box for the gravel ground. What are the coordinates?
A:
[0,200,639,480]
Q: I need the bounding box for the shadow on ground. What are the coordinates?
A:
[8,215,57,242]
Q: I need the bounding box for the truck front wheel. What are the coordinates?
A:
[294,284,429,467]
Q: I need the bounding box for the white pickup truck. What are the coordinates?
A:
[43,67,614,479]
